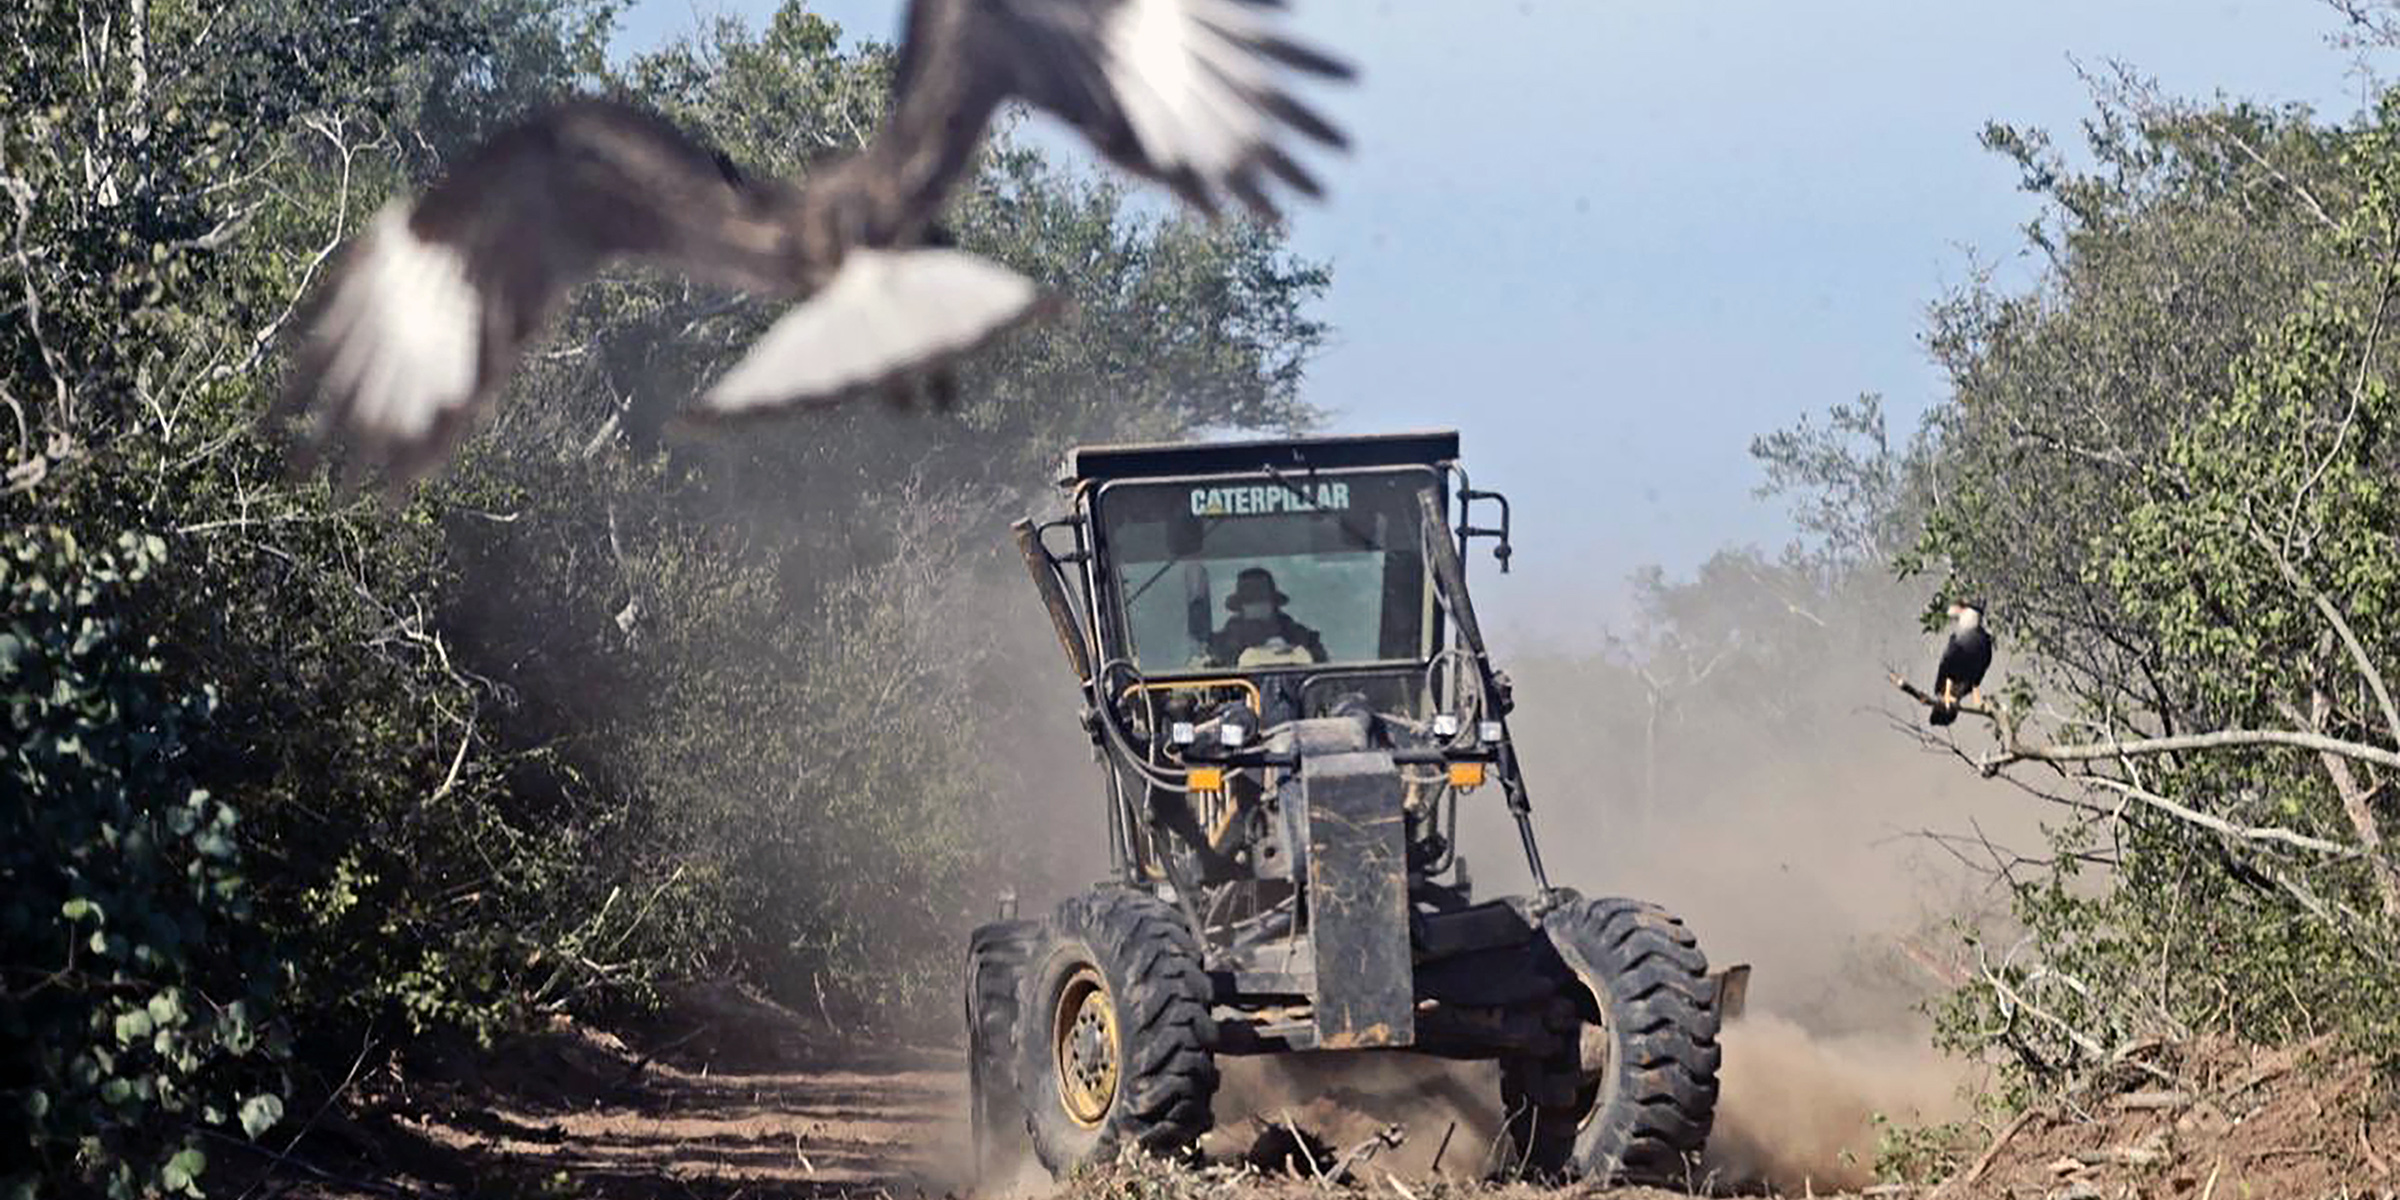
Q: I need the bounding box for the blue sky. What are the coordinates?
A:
[613,0,2373,641]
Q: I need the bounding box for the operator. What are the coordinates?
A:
[1207,567,1328,666]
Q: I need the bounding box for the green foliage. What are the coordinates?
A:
[8,28,1329,1199]
[1750,393,1937,577]
[1913,79,2400,1088]
[1871,1113,1972,1186]
[2,527,288,1199]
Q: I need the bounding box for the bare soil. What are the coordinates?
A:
[1936,1037,2400,1200]
[224,985,2399,1200]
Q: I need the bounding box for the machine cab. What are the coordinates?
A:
[1014,429,1515,893]
[1054,430,1488,728]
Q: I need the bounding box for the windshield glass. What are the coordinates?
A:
[1097,468,1438,672]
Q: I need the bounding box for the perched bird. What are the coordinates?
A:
[1928,600,1993,727]
[275,0,1353,494]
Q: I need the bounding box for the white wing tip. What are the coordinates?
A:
[690,248,1053,420]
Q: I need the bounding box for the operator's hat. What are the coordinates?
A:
[1227,567,1290,610]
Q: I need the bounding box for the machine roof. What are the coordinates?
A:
[1059,429,1460,486]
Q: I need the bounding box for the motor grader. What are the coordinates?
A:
[971,430,1749,1185]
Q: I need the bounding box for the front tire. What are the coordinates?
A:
[1015,888,1217,1174]
[1500,895,1723,1185]
[967,919,1043,1180]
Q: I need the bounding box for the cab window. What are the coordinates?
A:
[1097,469,1438,672]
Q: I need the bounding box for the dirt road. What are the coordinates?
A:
[265,986,2397,1200]
[280,985,1719,1199]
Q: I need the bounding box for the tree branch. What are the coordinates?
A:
[1885,672,2400,773]
[1990,727,2400,774]
[2248,523,2400,751]
[2195,111,2340,233]
[2077,776,2369,860]
[2280,695,2400,925]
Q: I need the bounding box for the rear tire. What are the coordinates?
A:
[1500,895,1722,1185]
[967,919,1043,1181]
[1015,888,1217,1174]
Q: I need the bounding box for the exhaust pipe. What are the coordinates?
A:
[1012,518,1094,685]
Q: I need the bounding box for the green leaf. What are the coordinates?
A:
[98,1077,130,1105]
[23,1089,48,1120]
[238,1093,283,1139]
[58,898,93,922]
[159,1147,205,1194]
[114,1009,152,1045]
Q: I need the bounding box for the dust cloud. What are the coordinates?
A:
[1705,1013,1969,1191]
[1200,582,2028,1188]
[1474,591,2025,1189]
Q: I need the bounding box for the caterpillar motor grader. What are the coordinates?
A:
[971,430,1749,1185]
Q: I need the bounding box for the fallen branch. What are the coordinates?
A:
[1285,1116,1328,1184]
[1977,961,2177,1086]
[236,1028,379,1200]
[1930,1104,2046,1199]
[1328,1125,1406,1182]
[612,1023,714,1090]
[199,1127,450,1200]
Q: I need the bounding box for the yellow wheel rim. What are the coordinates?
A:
[1052,965,1120,1128]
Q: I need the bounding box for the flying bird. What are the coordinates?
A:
[1927,600,1993,727]
[276,0,1353,493]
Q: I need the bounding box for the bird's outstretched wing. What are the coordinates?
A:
[685,247,1059,421]
[896,0,1354,223]
[276,100,792,495]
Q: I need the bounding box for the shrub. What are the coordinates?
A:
[2,527,289,1199]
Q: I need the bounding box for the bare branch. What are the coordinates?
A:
[2279,695,2400,924]
[1888,670,2001,723]
[2284,238,2400,554]
[2078,776,2368,860]
[2195,112,2339,233]
[211,114,386,387]
[1989,727,2400,774]
[1976,959,2108,1065]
